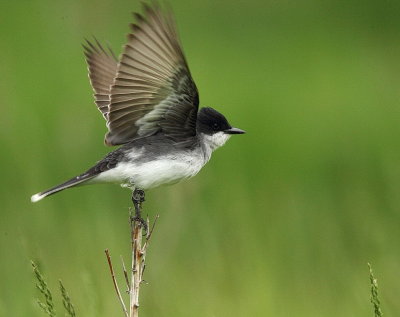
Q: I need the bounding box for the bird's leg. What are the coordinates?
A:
[131,189,147,231]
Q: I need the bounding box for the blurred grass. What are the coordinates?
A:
[1,0,400,316]
[369,263,383,317]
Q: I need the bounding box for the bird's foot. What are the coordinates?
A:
[132,215,148,232]
[132,189,145,204]
[131,189,147,232]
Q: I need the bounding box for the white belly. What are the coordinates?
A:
[93,153,207,189]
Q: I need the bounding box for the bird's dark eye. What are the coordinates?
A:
[213,123,220,130]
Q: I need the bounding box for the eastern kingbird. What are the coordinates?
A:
[31,4,245,205]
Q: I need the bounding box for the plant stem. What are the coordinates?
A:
[105,249,129,317]
[130,218,142,317]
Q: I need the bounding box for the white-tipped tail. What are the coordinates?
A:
[30,172,96,203]
[31,193,45,203]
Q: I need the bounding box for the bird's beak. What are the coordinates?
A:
[224,127,246,134]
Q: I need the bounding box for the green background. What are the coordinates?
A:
[1,0,400,316]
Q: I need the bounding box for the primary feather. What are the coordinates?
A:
[85,4,199,147]
[83,39,118,119]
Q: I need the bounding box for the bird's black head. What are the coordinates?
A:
[196,107,245,135]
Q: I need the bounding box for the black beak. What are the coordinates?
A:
[224,127,246,134]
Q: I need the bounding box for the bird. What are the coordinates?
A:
[30,3,245,219]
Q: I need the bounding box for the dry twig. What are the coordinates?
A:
[105,249,129,317]
[105,208,159,317]
[121,255,131,293]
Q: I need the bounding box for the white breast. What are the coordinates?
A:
[93,148,208,190]
[92,132,230,190]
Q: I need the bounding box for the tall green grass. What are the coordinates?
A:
[32,262,75,317]
[369,263,383,317]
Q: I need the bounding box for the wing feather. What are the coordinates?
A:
[105,4,199,146]
[83,39,118,119]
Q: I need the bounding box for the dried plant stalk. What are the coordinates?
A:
[105,249,129,317]
[129,214,159,317]
[106,207,159,317]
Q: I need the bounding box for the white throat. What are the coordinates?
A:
[201,132,231,157]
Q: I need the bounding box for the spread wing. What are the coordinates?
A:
[105,4,199,146]
[83,39,118,119]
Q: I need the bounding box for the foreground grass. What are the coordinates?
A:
[32,261,75,317]
[369,263,383,317]
[32,260,387,316]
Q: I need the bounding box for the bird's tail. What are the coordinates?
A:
[31,172,96,203]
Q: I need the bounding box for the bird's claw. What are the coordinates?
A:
[132,189,145,204]
[132,215,148,233]
[131,188,147,234]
